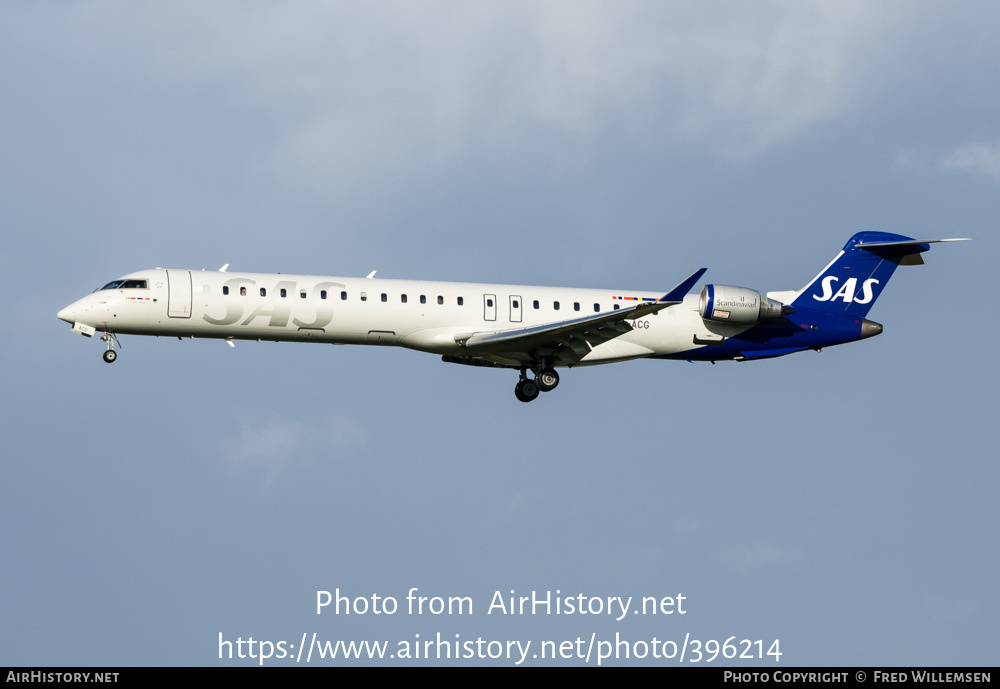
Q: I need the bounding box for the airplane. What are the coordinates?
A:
[57,231,968,402]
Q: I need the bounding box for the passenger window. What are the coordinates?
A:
[240,287,247,296]
[574,302,580,311]
[487,298,493,307]
[513,300,519,308]
[593,303,599,312]
[280,289,287,298]
[260,288,266,297]
[437,296,443,305]
[300,290,307,299]
[341,291,347,300]
[361,292,368,302]
[614,304,620,310]
[457,297,464,306]
[533,300,539,309]
[381,293,387,302]
[321,290,327,300]
[401,294,407,303]
[420,295,426,304]
[223,286,229,295]
[554,301,560,310]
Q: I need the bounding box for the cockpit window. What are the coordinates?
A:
[99,279,148,290]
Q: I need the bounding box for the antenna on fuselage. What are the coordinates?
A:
[219,264,229,272]
[366,270,377,279]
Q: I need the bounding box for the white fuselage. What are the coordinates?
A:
[57,268,742,366]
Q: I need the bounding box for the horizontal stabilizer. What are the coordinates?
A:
[854,238,971,249]
[855,237,970,263]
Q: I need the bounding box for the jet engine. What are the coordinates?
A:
[699,285,786,325]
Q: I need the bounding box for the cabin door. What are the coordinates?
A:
[483,294,497,321]
[166,270,192,318]
[509,295,522,322]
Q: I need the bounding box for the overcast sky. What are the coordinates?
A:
[2,1,996,666]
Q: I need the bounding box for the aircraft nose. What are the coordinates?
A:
[57,304,79,324]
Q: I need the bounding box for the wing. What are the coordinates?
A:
[451,268,706,367]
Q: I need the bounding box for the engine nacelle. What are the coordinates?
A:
[699,284,785,325]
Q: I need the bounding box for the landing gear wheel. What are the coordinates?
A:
[515,378,540,403]
[536,367,559,392]
[101,331,121,363]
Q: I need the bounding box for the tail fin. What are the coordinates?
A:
[775,232,969,318]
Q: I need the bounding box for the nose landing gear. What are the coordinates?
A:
[101,332,121,364]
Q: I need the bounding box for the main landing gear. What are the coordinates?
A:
[101,332,120,364]
[514,366,560,403]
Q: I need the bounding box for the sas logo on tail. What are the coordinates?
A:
[813,277,879,304]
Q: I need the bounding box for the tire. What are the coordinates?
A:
[103,350,117,364]
[515,379,539,402]
[536,368,559,392]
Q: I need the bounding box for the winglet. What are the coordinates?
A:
[659,268,707,303]
[626,267,708,320]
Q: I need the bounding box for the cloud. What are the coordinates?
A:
[511,1,882,156]
[895,148,932,173]
[941,141,1000,181]
[223,413,366,479]
[50,0,913,192]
